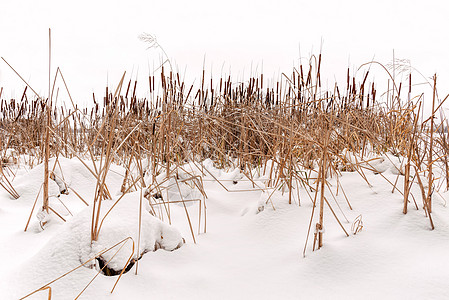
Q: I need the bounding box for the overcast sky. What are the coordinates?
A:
[0,0,448,110]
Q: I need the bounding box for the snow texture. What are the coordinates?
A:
[1,157,449,299]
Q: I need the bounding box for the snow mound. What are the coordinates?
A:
[12,162,60,201]
[340,149,413,176]
[69,190,185,272]
[89,191,185,271]
[49,157,125,198]
[12,157,125,202]
[4,190,184,298]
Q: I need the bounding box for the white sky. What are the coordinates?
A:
[0,0,448,110]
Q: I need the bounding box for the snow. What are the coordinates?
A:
[1,157,449,299]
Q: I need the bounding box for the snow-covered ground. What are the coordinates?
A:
[1,156,449,299]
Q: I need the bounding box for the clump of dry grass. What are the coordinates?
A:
[2,52,448,296]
